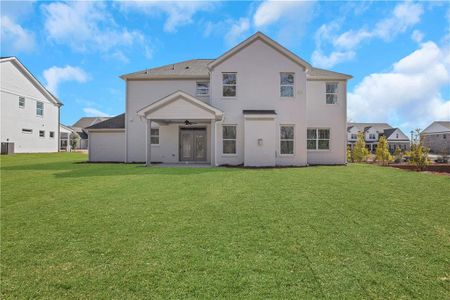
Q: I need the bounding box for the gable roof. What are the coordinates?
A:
[383,128,397,138]
[72,117,110,128]
[0,56,62,106]
[136,90,223,120]
[60,123,75,132]
[208,31,313,71]
[421,121,450,134]
[347,122,392,133]
[307,67,352,80]
[120,59,213,80]
[86,114,125,129]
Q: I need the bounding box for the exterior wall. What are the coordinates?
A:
[422,133,450,154]
[244,117,276,167]
[89,131,125,162]
[306,80,347,164]
[126,80,199,162]
[210,39,308,166]
[1,61,59,153]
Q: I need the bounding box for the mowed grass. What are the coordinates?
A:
[1,153,449,299]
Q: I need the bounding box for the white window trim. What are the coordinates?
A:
[196,81,210,97]
[307,128,331,151]
[222,72,237,99]
[39,130,45,138]
[222,124,237,156]
[280,72,295,98]
[36,101,44,117]
[19,96,25,108]
[326,82,338,104]
[150,127,160,146]
[279,124,295,156]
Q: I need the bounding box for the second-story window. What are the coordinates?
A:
[222,73,236,97]
[351,134,357,139]
[19,96,25,108]
[369,133,376,139]
[326,82,338,104]
[36,101,44,116]
[196,82,209,97]
[280,73,294,97]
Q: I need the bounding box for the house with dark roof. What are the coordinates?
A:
[420,121,450,154]
[71,117,110,149]
[1,57,62,154]
[86,32,352,166]
[347,122,410,153]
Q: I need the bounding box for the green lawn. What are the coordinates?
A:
[1,153,449,299]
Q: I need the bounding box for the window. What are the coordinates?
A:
[39,130,45,138]
[280,125,294,154]
[368,133,376,139]
[396,133,399,138]
[222,73,236,97]
[222,125,236,154]
[36,101,44,116]
[280,73,294,97]
[326,82,338,104]
[49,131,55,138]
[307,128,330,150]
[351,134,357,139]
[196,82,209,97]
[19,97,25,108]
[22,128,32,134]
[150,128,159,145]
[443,134,447,139]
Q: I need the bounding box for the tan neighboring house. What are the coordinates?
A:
[87,32,352,166]
[1,57,62,154]
[347,122,410,153]
[420,121,450,154]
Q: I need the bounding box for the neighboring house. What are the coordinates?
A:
[71,117,109,150]
[59,124,75,151]
[1,57,62,154]
[347,122,410,153]
[420,121,450,154]
[87,32,352,166]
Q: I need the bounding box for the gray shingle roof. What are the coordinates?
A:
[121,59,213,79]
[86,114,125,129]
[436,121,450,130]
[383,128,397,138]
[347,122,392,133]
[72,117,110,128]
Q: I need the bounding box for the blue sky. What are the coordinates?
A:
[1,0,449,134]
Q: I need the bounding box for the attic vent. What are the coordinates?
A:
[185,66,190,69]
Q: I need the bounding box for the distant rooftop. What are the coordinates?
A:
[121,59,213,79]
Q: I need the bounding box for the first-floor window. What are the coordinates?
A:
[39,130,45,137]
[19,96,25,108]
[280,125,294,154]
[49,131,55,138]
[22,128,32,134]
[150,128,159,145]
[222,125,236,154]
[307,128,330,150]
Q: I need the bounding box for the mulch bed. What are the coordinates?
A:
[389,163,450,174]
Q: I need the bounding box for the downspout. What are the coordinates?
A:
[125,78,129,163]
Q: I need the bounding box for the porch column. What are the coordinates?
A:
[210,119,216,166]
[146,119,152,166]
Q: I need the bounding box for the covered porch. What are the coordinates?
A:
[136,91,223,166]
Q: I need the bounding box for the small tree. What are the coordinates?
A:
[69,133,79,152]
[375,136,393,166]
[393,146,403,163]
[347,146,353,163]
[352,132,369,162]
[409,129,429,171]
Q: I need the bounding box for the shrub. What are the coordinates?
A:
[352,132,369,162]
[375,136,393,166]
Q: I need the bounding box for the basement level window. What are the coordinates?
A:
[22,128,32,134]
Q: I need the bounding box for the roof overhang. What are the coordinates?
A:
[136,91,223,121]
[208,32,312,71]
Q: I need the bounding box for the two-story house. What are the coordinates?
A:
[87,32,352,166]
[420,121,450,154]
[1,57,62,154]
[347,122,410,153]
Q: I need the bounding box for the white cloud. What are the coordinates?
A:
[83,108,111,117]
[348,41,450,132]
[43,66,89,96]
[411,30,424,43]
[312,1,424,68]
[224,18,250,46]
[118,1,215,32]
[42,1,147,55]
[0,16,35,53]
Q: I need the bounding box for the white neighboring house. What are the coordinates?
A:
[420,121,450,154]
[87,32,352,166]
[347,122,410,153]
[59,124,75,151]
[1,57,62,154]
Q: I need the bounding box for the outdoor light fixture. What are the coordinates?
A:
[258,138,263,146]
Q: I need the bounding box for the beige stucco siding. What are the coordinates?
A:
[306,80,347,164]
